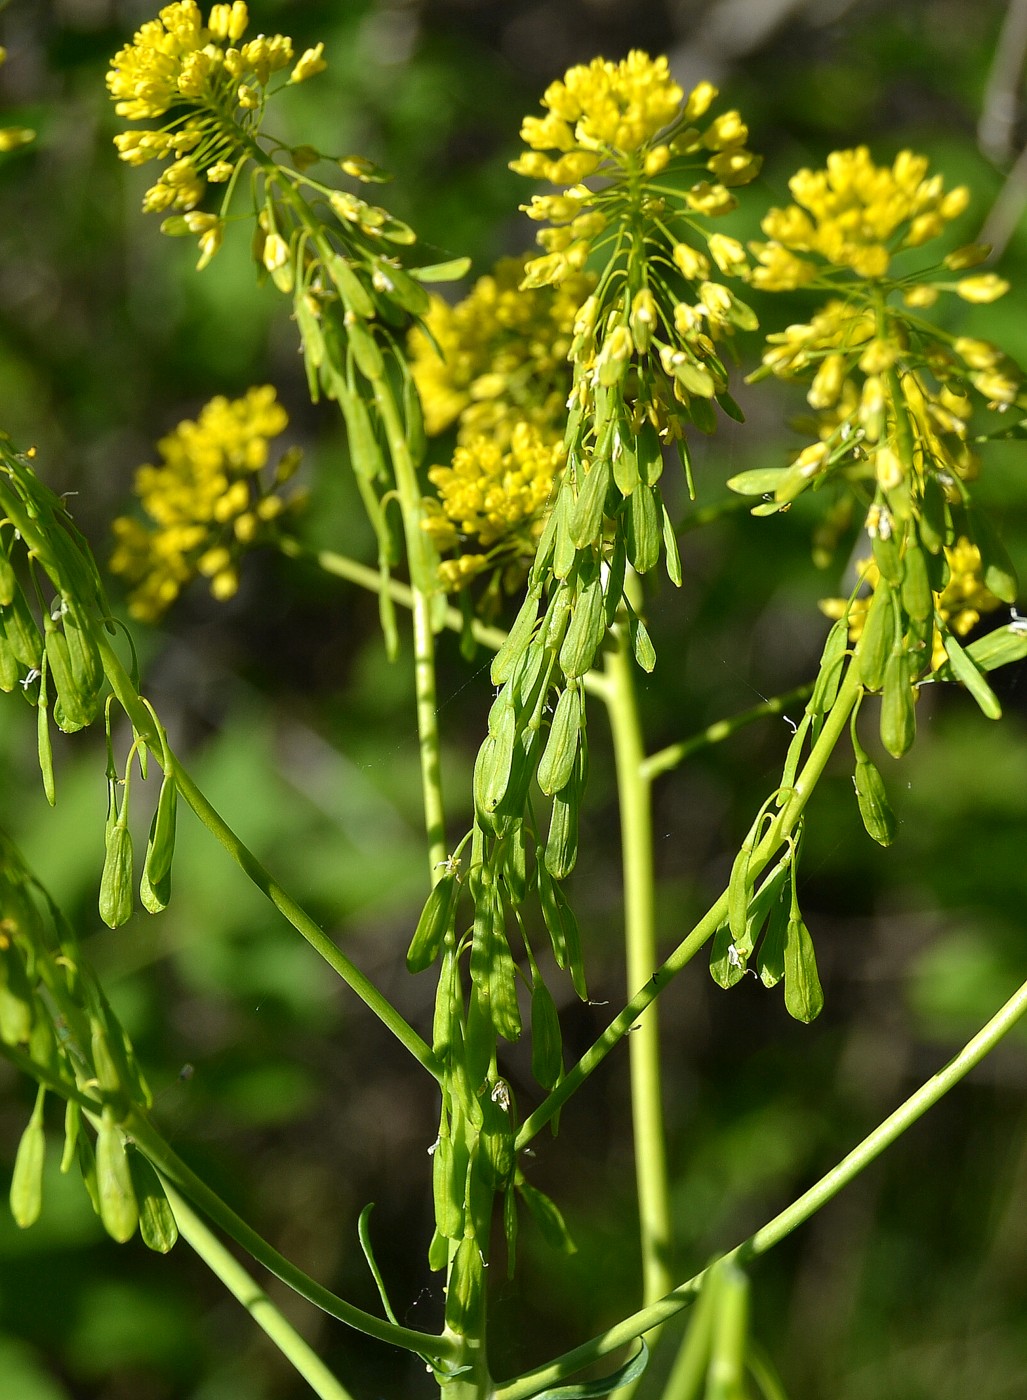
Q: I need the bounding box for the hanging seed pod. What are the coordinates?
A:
[900,540,932,623]
[880,647,916,758]
[445,1234,484,1335]
[480,1084,515,1190]
[757,887,789,988]
[432,946,458,1059]
[99,821,134,930]
[537,686,582,797]
[488,919,522,1042]
[604,536,628,627]
[857,580,895,691]
[919,473,947,554]
[95,1108,138,1243]
[872,529,902,587]
[552,491,577,580]
[943,628,1002,719]
[0,615,19,692]
[9,1087,46,1229]
[545,784,578,881]
[853,751,897,846]
[661,503,682,587]
[559,574,606,678]
[129,1155,178,1254]
[60,1100,80,1176]
[783,916,824,1023]
[571,455,611,548]
[491,588,541,686]
[141,773,177,897]
[809,618,849,715]
[432,1130,464,1242]
[530,974,563,1090]
[516,1179,577,1253]
[428,1227,449,1273]
[338,385,384,482]
[626,484,660,573]
[0,942,34,1046]
[406,874,457,973]
[709,921,748,989]
[63,602,103,707]
[0,551,15,607]
[44,624,92,732]
[500,822,529,906]
[611,424,639,497]
[2,589,42,668]
[629,612,656,673]
[325,254,376,318]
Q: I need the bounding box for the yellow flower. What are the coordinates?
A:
[111,387,301,619]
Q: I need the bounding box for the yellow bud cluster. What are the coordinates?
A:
[110,387,302,619]
[751,147,970,288]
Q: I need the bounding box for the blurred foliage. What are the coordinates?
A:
[2,0,1027,1397]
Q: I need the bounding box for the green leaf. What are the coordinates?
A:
[528,1342,648,1399]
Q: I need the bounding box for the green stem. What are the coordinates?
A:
[95,634,440,1081]
[375,381,448,879]
[128,1113,458,1363]
[603,623,673,1308]
[641,685,814,783]
[516,665,862,1151]
[276,536,610,701]
[159,1177,357,1400]
[497,964,1027,1400]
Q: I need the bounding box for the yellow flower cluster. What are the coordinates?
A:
[512,53,760,288]
[110,387,301,620]
[822,539,1002,670]
[750,146,990,292]
[107,4,325,239]
[410,257,595,589]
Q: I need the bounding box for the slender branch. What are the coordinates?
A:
[603,622,673,1308]
[128,1113,458,1363]
[515,665,862,1150]
[641,684,813,783]
[275,535,611,699]
[95,634,440,1081]
[159,1178,357,1400]
[497,963,1027,1400]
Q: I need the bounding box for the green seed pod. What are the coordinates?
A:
[727,841,755,947]
[480,1086,515,1190]
[552,491,577,581]
[95,1108,139,1244]
[626,484,660,574]
[636,420,664,487]
[943,628,1002,720]
[28,1012,58,1075]
[783,916,824,1023]
[44,626,91,731]
[611,425,639,497]
[90,1020,122,1098]
[323,254,375,317]
[880,647,916,758]
[530,975,563,1090]
[517,1179,577,1253]
[338,386,383,482]
[402,371,427,469]
[2,590,42,668]
[60,1100,80,1176]
[604,536,627,627]
[559,575,606,679]
[630,613,656,673]
[572,452,612,547]
[445,1234,484,1336]
[0,616,18,692]
[0,552,15,607]
[0,944,34,1046]
[919,473,947,554]
[872,530,902,587]
[346,318,386,382]
[500,822,529,906]
[432,1131,463,1241]
[9,1088,46,1229]
[757,888,788,988]
[428,1227,449,1272]
[661,503,682,587]
[129,1155,178,1254]
[63,603,103,703]
[900,540,932,623]
[432,946,458,1059]
[99,821,134,930]
[545,776,579,881]
[857,580,895,691]
[809,618,849,715]
[143,774,177,891]
[488,922,522,1043]
[537,867,587,1000]
[406,874,456,973]
[853,754,897,846]
[537,686,582,797]
[709,921,747,989]
[491,590,541,686]
[965,624,1027,673]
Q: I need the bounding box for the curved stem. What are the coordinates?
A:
[497,964,1027,1400]
[603,622,673,1308]
[159,1178,357,1400]
[516,664,862,1150]
[128,1113,458,1363]
[641,684,813,783]
[95,634,440,1081]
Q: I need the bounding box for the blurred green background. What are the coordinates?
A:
[3,0,1027,1397]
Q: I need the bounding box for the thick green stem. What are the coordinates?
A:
[603,623,673,1308]
[95,635,440,1080]
[375,382,448,878]
[127,1113,457,1363]
[497,964,1027,1400]
[516,665,863,1150]
[159,1178,357,1400]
